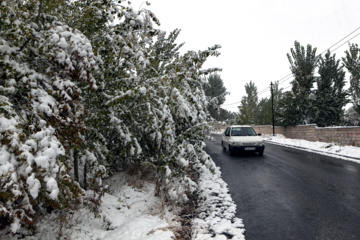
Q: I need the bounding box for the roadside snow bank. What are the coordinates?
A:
[265,135,360,164]
[1,157,246,240]
[1,173,179,240]
[193,164,245,240]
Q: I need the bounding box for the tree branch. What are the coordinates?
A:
[19,0,43,52]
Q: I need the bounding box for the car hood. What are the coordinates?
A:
[230,136,263,142]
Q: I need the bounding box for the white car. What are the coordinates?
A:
[221,125,265,156]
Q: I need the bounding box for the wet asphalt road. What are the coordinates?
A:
[205,134,360,240]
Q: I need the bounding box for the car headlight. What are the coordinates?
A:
[256,142,264,146]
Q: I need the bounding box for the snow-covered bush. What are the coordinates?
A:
[0,0,98,233]
[72,1,221,206]
[0,0,221,236]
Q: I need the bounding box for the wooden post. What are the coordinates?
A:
[270,82,275,136]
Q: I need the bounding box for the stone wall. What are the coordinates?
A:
[250,125,360,147]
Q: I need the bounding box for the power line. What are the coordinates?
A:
[223,26,360,109]
[222,100,241,106]
[266,26,360,93]
[261,85,292,100]
[258,87,270,95]
[278,74,292,85]
[257,71,293,95]
[222,106,240,110]
[258,73,293,96]
[319,26,360,55]
[328,32,360,53]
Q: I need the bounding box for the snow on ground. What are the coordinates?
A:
[2,174,179,240]
[5,133,359,240]
[1,161,245,240]
[67,174,179,240]
[192,164,245,240]
[265,134,360,164]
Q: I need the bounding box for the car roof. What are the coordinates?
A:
[229,125,252,128]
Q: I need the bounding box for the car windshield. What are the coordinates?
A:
[231,127,257,136]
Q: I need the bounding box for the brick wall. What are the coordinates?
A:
[315,126,360,147]
[249,125,360,147]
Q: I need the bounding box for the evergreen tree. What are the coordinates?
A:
[278,91,301,126]
[203,74,228,120]
[343,43,360,115]
[238,81,258,124]
[257,81,283,125]
[218,108,237,122]
[285,41,318,125]
[204,74,227,105]
[256,98,272,125]
[344,106,360,126]
[315,51,348,127]
[272,81,284,125]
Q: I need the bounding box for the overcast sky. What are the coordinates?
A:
[130,0,360,112]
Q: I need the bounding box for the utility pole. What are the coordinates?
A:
[270,82,275,136]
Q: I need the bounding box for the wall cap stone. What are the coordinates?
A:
[315,126,360,129]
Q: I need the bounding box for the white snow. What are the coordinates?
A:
[0,159,246,240]
[4,133,360,239]
[0,145,15,176]
[45,177,59,200]
[10,217,20,235]
[51,33,60,43]
[0,116,18,132]
[12,173,180,240]
[26,174,41,199]
[265,134,360,164]
[193,164,246,240]
[57,37,68,49]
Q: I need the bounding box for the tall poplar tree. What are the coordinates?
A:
[256,98,272,125]
[343,43,360,115]
[284,41,318,125]
[315,51,348,127]
[257,81,283,125]
[238,81,258,124]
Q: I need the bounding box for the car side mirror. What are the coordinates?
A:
[258,133,262,136]
[225,133,230,137]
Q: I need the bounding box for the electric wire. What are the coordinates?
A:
[257,27,360,96]
[319,26,360,55]
[257,27,360,98]
[328,32,360,53]
[222,26,360,110]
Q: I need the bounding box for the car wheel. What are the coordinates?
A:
[221,141,226,151]
[259,150,264,156]
[229,146,234,156]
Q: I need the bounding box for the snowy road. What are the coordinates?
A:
[205,134,360,240]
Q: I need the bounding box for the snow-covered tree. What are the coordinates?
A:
[203,74,228,120]
[286,41,318,125]
[1,0,222,235]
[0,0,98,232]
[315,51,348,127]
[343,43,360,116]
[344,106,360,126]
[138,30,221,203]
[255,81,283,125]
[238,80,258,124]
[256,98,272,125]
[277,91,301,126]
